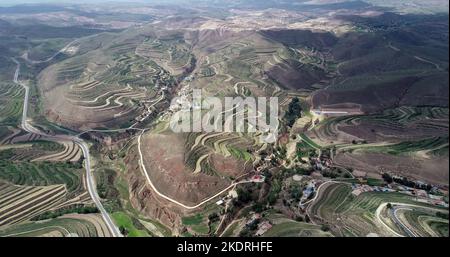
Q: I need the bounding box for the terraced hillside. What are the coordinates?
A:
[0,140,81,162]
[0,161,84,194]
[304,106,449,184]
[0,213,110,237]
[0,1,448,238]
[310,106,449,146]
[0,182,67,227]
[38,28,180,130]
[0,83,24,126]
[308,182,448,237]
[138,129,255,207]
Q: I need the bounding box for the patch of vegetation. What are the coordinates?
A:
[31,140,65,152]
[112,212,150,237]
[0,149,15,160]
[31,205,99,221]
[96,168,120,201]
[296,140,317,158]
[284,97,302,127]
[182,214,204,226]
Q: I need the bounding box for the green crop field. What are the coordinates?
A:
[112,212,150,237]
[0,83,24,126]
[264,213,332,237]
[182,214,204,226]
[0,160,83,194]
[359,137,449,156]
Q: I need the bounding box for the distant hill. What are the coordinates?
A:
[0,4,66,14]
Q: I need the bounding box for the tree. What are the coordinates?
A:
[237,188,252,204]
[252,203,264,213]
[208,213,219,223]
[382,173,393,184]
[321,224,331,232]
[119,226,128,236]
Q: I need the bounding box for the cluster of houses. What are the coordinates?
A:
[301,181,317,203]
[245,213,273,237]
[311,156,333,171]
[351,183,448,208]
[351,184,395,196]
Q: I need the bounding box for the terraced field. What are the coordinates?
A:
[354,137,449,157]
[32,141,82,162]
[310,106,449,146]
[184,132,255,176]
[39,31,175,130]
[308,182,447,237]
[0,161,84,194]
[0,140,81,163]
[135,37,194,76]
[0,83,24,126]
[304,106,449,183]
[190,34,302,100]
[0,182,67,227]
[1,1,446,238]
[0,213,109,237]
[139,129,254,206]
[264,213,333,237]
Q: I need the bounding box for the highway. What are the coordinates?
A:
[12,58,123,237]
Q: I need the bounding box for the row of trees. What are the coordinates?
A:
[31,205,99,221]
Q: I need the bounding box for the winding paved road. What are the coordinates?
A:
[12,58,122,237]
[375,202,444,237]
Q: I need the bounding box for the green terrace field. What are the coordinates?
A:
[0,140,82,162]
[0,1,447,238]
[296,139,317,158]
[0,152,91,228]
[0,83,24,126]
[263,213,333,237]
[0,160,84,195]
[355,137,449,157]
[308,182,448,237]
[184,132,257,176]
[0,213,111,237]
